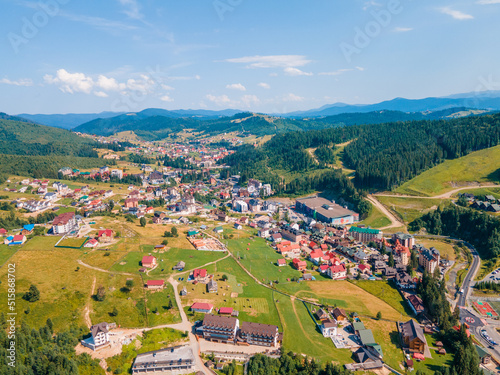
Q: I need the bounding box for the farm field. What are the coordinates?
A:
[396,145,500,197]
[20,235,61,251]
[0,248,94,329]
[376,196,446,224]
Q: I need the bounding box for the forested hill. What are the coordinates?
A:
[222,113,500,192]
[73,108,481,141]
[0,118,101,157]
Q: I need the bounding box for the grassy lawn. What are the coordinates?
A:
[0,248,94,330]
[396,145,500,197]
[81,249,128,269]
[377,196,446,224]
[359,201,391,228]
[109,251,147,273]
[277,296,353,364]
[350,280,413,317]
[0,244,20,266]
[145,283,182,326]
[413,334,454,374]
[90,273,147,328]
[227,237,304,285]
[150,248,226,277]
[20,235,61,251]
[106,328,189,374]
[56,237,88,248]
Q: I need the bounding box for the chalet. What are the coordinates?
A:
[146,280,164,289]
[0,228,7,236]
[395,272,415,290]
[81,322,110,351]
[4,235,26,246]
[141,256,157,268]
[191,302,214,314]
[277,258,287,267]
[52,212,77,235]
[357,264,371,275]
[278,243,301,258]
[318,264,329,273]
[303,273,313,281]
[315,308,330,320]
[207,279,218,293]
[309,249,325,265]
[98,229,114,243]
[327,264,347,280]
[216,211,228,222]
[258,228,270,238]
[400,320,427,354]
[234,223,243,230]
[124,198,139,209]
[292,258,307,271]
[406,294,425,315]
[173,261,185,271]
[213,226,223,234]
[271,233,282,243]
[202,314,239,343]
[475,345,492,364]
[21,224,35,236]
[332,307,348,324]
[321,319,338,337]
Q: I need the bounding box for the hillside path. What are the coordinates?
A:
[366,195,405,230]
[374,184,500,199]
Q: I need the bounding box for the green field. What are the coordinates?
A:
[413,334,454,373]
[396,145,500,196]
[21,235,61,251]
[376,196,446,224]
[359,201,392,228]
[145,283,182,326]
[0,244,20,266]
[56,237,88,248]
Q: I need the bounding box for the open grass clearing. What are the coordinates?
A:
[0,244,20,266]
[396,145,500,197]
[145,283,182,326]
[56,236,88,248]
[377,196,446,224]
[20,235,61,251]
[416,239,458,261]
[359,201,392,228]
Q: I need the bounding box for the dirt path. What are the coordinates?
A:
[375,184,500,199]
[84,276,97,328]
[366,195,405,230]
[77,259,135,276]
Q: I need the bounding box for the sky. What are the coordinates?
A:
[1,0,500,114]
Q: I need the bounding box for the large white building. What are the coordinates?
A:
[81,322,110,351]
[52,212,77,235]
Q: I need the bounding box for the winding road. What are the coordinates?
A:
[366,195,405,229]
[374,184,500,200]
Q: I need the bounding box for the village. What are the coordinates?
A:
[1,159,496,375]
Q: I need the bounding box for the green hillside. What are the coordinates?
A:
[396,145,500,196]
[0,118,98,157]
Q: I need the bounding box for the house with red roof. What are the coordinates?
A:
[4,235,26,246]
[192,269,208,283]
[0,228,7,236]
[145,280,165,289]
[191,302,214,314]
[98,229,114,243]
[292,258,307,271]
[318,264,329,273]
[84,238,99,248]
[141,256,157,268]
[309,249,325,265]
[277,258,287,267]
[219,307,234,315]
[357,264,371,275]
[278,243,301,259]
[327,264,347,280]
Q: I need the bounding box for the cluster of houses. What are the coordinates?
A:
[460,193,500,213]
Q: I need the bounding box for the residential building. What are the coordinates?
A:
[142,256,157,268]
[81,322,110,351]
[202,314,239,343]
[349,227,383,242]
[191,302,213,314]
[239,321,279,347]
[292,258,307,271]
[400,320,427,354]
[146,280,164,289]
[332,308,348,324]
[192,268,209,283]
[418,246,440,274]
[392,233,415,248]
[173,261,185,271]
[320,319,338,337]
[280,227,305,243]
[207,279,218,293]
[52,212,77,235]
[233,200,248,212]
[98,229,114,243]
[327,264,347,280]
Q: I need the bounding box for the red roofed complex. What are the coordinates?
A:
[327,264,347,280]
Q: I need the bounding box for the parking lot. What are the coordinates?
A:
[481,268,500,282]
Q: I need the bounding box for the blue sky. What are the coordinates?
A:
[1,0,499,114]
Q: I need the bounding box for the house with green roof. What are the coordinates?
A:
[349,226,383,242]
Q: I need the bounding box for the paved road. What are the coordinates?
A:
[457,244,481,308]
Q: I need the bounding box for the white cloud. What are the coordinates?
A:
[94,91,109,98]
[284,67,313,76]
[44,69,94,94]
[206,94,233,107]
[476,0,500,4]
[393,27,413,32]
[283,93,304,102]
[440,7,474,20]
[241,95,260,107]
[118,0,144,20]
[226,83,246,91]
[161,84,175,90]
[319,67,364,76]
[59,11,138,32]
[0,78,33,86]
[224,55,311,69]
[96,75,123,91]
[160,95,174,102]
[258,82,271,89]
[363,1,382,10]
